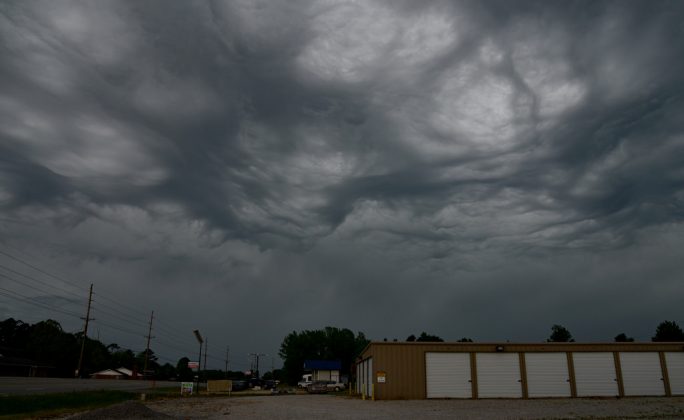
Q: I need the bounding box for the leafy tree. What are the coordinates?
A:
[84,337,111,374]
[406,334,416,342]
[157,363,177,380]
[457,337,473,342]
[261,369,284,381]
[27,320,79,376]
[0,318,163,379]
[279,327,369,385]
[110,348,135,369]
[0,318,30,350]
[136,348,160,375]
[416,332,444,342]
[176,357,193,381]
[652,320,684,342]
[614,333,634,342]
[547,324,574,342]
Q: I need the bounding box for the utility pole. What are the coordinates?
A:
[225,346,229,378]
[203,337,208,376]
[249,353,266,379]
[143,310,154,377]
[76,283,94,378]
[193,330,203,392]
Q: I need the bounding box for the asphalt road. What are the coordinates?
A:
[0,376,179,395]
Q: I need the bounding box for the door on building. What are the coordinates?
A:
[425,352,472,398]
[476,353,522,398]
[619,352,665,396]
[525,352,571,398]
[573,352,619,397]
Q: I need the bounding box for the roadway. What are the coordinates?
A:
[0,376,180,395]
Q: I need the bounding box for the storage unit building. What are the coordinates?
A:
[356,341,683,400]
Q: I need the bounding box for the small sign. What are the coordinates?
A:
[188,361,199,369]
[377,371,386,383]
[181,382,194,395]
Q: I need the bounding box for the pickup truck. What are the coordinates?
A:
[297,374,313,388]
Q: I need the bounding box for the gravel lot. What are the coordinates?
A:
[138,394,684,420]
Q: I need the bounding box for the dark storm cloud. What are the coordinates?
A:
[1,0,684,364]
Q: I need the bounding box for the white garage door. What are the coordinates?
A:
[573,352,619,397]
[665,352,684,395]
[358,358,372,396]
[525,353,571,398]
[620,352,665,396]
[476,353,522,398]
[425,352,472,398]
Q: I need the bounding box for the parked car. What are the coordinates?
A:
[248,378,265,389]
[306,380,330,394]
[262,380,277,390]
[326,381,346,392]
[231,380,249,391]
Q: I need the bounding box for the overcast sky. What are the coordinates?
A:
[1,0,684,370]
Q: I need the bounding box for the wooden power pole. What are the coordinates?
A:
[143,310,154,376]
[76,283,93,378]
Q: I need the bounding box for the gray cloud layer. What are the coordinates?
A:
[1,0,684,366]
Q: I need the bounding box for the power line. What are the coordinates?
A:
[0,249,88,292]
[0,263,87,300]
[0,246,242,370]
[0,273,85,308]
[91,291,151,319]
[0,286,83,319]
[89,301,150,330]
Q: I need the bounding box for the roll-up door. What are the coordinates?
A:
[525,353,571,398]
[476,353,522,398]
[665,352,684,395]
[573,352,619,397]
[620,352,665,396]
[425,352,472,398]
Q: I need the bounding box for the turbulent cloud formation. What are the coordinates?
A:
[1,0,684,367]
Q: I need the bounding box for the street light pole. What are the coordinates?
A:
[193,330,204,393]
[249,353,266,379]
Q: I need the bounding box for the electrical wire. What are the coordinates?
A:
[0,247,243,370]
[0,249,88,293]
[0,286,83,319]
[0,263,87,300]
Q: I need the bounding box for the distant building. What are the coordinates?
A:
[90,367,133,380]
[304,360,342,382]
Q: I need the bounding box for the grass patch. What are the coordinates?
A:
[0,390,135,418]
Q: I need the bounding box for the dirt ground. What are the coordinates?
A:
[143,394,684,419]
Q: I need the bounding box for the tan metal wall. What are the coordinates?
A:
[360,342,684,400]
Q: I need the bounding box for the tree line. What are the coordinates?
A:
[0,318,248,380]
[546,321,684,343]
[4,318,682,382]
